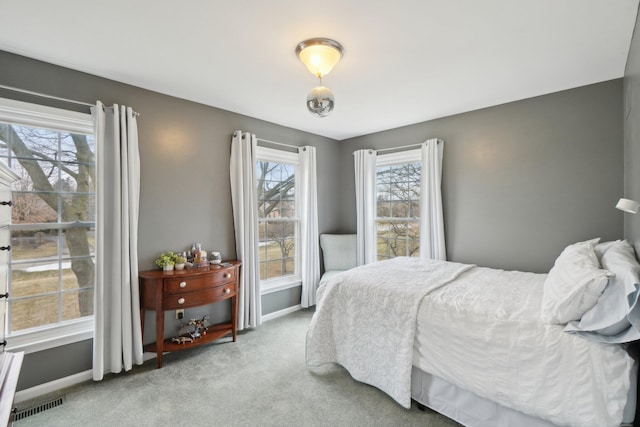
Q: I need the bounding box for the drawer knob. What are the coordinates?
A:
[179,281,187,288]
[223,273,231,279]
[177,297,185,305]
[224,288,231,294]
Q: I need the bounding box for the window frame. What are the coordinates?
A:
[0,97,95,354]
[375,148,422,261]
[255,146,302,295]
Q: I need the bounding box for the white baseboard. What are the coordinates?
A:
[15,369,93,404]
[261,304,301,322]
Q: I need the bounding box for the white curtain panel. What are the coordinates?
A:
[229,131,262,330]
[298,146,320,307]
[420,139,446,260]
[354,149,377,265]
[93,102,143,381]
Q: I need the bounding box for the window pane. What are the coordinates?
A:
[284,257,295,276]
[409,237,420,258]
[11,229,59,260]
[375,160,421,260]
[10,160,60,191]
[60,194,95,221]
[377,236,390,261]
[259,261,267,281]
[62,289,94,321]
[0,120,96,334]
[265,221,284,244]
[11,267,59,297]
[62,259,94,291]
[390,236,408,257]
[409,200,420,217]
[391,201,409,218]
[11,192,57,224]
[266,259,284,280]
[11,295,58,332]
[256,155,297,282]
[280,201,295,218]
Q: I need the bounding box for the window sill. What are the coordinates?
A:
[6,317,94,354]
[261,279,301,295]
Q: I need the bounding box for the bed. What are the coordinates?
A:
[306,239,640,427]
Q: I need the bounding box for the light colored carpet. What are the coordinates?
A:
[15,309,460,427]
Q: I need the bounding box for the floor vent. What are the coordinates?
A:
[14,396,65,421]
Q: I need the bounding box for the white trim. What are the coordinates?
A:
[260,279,301,295]
[14,369,93,403]
[255,145,299,164]
[256,145,302,288]
[376,147,421,166]
[14,304,304,403]
[256,138,300,152]
[0,97,93,135]
[7,318,93,354]
[0,97,96,354]
[15,353,156,403]
[261,304,302,322]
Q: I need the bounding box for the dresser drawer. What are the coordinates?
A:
[208,268,236,285]
[163,268,236,293]
[163,284,237,309]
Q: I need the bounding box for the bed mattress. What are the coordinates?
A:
[412,266,636,427]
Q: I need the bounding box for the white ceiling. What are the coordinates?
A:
[0,1,638,140]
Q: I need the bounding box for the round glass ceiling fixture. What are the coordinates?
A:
[296,38,344,78]
[306,84,335,118]
[296,38,343,118]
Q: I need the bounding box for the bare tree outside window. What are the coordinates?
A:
[0,123,95,332]
[376,161,421,260]
[256,160,297,281]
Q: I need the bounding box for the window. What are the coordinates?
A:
[0,98,95,351]
[375,150,421,261]
[255,146,300,293]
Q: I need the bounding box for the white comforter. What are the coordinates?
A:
[307,258,636,427]
[306,257,473,408]
[413,265,635,427]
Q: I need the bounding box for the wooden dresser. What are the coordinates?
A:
[139,261,241,368]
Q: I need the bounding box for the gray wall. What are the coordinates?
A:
[624,9,640,249]
[1,49,627,391]
[339,80,624,273]
[0,50,342,390]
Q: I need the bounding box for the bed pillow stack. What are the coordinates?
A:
[541,238,611,325]
[564,240,640,343]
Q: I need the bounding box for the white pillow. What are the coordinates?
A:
[564,240,640,342]
[541,238,611,325]
[594,240,621,261]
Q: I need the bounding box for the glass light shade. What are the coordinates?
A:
[306,85,335,118]
[616,198,640,214]
[296,38,344,77]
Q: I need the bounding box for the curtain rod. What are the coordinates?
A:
[376,142,423,153]
[256,138,300,151]
[376,139,444,154]
[354,139,444,155]
[0,84,95,108]
[0,84,141,117]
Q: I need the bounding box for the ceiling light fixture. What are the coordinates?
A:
[296,38,344,118]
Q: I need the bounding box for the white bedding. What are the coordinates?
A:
[307,258,636,427]
[306,257,473,408]
[413,265,635,426]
